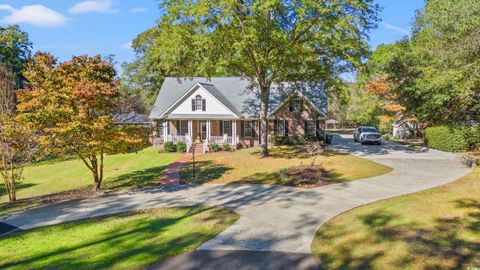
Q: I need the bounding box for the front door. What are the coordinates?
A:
[199,121,207,141]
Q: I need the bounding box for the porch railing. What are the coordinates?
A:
[165,135,188,143]
[209,135,235,145]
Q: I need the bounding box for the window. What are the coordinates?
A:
[179,120,188,135]
[243,121,253,137]
[275,120,286,136]
[223,120,232,136]
[292,97,302,112]
[158,124,164,137]
[306,120,316,137]
[195,95,203,111]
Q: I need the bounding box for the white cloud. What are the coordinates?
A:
[0,4,67,27]
[121,41,132,50]
[131,7,148,13]
[381,22,410,35]
[69,0,117,14]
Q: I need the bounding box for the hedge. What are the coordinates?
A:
[424,125,470,152]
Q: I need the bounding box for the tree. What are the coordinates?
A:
[0,62,16,115]
[0,25,32,85]
[0,116,36,202]
[365,0,480,125]
[130,0,380,156]
[17,52,149,191]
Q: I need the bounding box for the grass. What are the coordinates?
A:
[0,206,238,269]
[0,148,181,215]
[311,168,480,270]
[180,146,392,187]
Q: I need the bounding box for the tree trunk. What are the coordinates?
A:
[90,155,102,192]
[260,86,270,157]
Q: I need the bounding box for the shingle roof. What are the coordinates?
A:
[112,114,151,125]
[149,77,328,119]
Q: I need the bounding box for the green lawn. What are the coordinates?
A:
[0,207,238,269]
[312,168,480,269]
[0,148,181,215]
[180,146,392,187]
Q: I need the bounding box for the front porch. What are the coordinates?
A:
[153,119,247,153]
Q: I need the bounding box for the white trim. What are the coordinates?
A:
[161,83,239,118]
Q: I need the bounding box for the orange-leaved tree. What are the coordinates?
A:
[365,75,407,130]
[17,52,149,191]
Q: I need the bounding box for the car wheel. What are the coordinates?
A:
[360,138,365,145]
[377,141,382,145]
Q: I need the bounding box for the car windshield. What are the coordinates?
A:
[362,128,378,133]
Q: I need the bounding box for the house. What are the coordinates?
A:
[112,113,152,126]
[392,118,417,139]
[149,77,328,152]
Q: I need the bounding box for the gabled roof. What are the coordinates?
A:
[149,77,328,119]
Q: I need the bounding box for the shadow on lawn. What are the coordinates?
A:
[0,207,233,269]
[250,146,348,159]
[105,165,170,191]
[179,161,233,185]
[315,199,480,269]
[0,182,37,199]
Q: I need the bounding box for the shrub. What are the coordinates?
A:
[221,143,231,151]
[290,135,307,145]
[465,126,480,151]
[177,141,187,153]
[210,143,219,152]
[164,141,177,152]
[281,136,290,145]
[424,125,469,152]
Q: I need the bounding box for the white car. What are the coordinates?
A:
[353,126,382,145]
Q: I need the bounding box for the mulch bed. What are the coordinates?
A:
[284,165,333,188]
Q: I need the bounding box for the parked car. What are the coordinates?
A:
[353,126,382,145]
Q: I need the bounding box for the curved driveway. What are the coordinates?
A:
[0,135,472,266]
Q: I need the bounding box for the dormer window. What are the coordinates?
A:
[192,95,206,111]
[291,97,302,112]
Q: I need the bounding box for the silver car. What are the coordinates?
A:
[353,126,382,145]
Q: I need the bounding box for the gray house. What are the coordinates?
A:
[149,77,328,152]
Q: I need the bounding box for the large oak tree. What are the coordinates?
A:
[130,0,379,156]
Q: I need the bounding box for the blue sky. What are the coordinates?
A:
[0,0,425,73]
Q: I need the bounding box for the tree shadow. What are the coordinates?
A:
[315,199,480,269]
[0,182,37,198]
[179,161,233,185]
[105,165,170,191]
[0,207,235,269]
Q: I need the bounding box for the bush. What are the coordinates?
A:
[221,143,231,151]
[177,141,187,153]
[210,143,219,152]
[290,135,307,145]
[164,141,177,152]
[424,125,469,152]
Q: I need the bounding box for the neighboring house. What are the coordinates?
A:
[392,118,417,139]
[112,113,152,126]
[149,77,328,152]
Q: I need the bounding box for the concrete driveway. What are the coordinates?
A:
[0,135,473,269]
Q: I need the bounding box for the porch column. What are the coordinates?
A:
[232,120,237,146]
[206,120,211,141]
[188,120,193,140]
[162,120,168,140]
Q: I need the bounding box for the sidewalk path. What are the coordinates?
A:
[0,135,473,267]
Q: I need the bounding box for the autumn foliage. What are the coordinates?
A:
[17,52,148,191]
